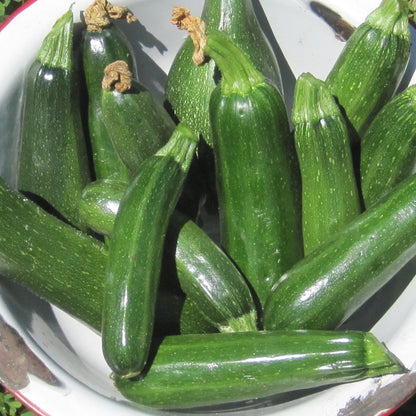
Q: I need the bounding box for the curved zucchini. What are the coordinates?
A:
[175,20,302,308]
[166,1,283,147]
[114,329,405,409]
[101,61,176,174]
[82,1,136,181]
[79,179,258,333]
[102,123,198,378]
[360,84,416,208]
[325,0,411,138]
[18,8,90,229]
[264,173,416,331]
[292,72,361,254]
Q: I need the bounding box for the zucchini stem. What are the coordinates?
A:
[171,6,264,95]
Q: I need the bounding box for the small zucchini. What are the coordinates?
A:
[174,14,302,309]
[79,180,258,333]
[102,123,198,378]
[325,0,411,138]
[264,173,416,331]
[170,212,258,332]
[101,60,176,174]
[360,84,416,208]
[292,72,361,254]
[114,329,405,409]
[18,8,90,229]
[82,0,136,181]
[166,1,283,147]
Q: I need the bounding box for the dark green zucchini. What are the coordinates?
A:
[114,329,405,409]
[171,212,258,332]
[82,0,136,181]
[101,60,176,174]
[264,173,416,331]
[166,1,283,147]
[79,178,258,333]
[175,18,302,308]
[18,8,90,229]
[179,298,219,334]
[292,72,361,254]
[0,177,107,331]
[325,0,411,138]
[102,123,198,378]
[360,84,416,208]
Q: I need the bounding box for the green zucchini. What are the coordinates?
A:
[176,19,302,308]
[102,123,198,378]
[18,8,90,229]
[101,60,176,174]
[325,0,411,138]
[166,1,283,147]
[360,84,416,208]
[82,0,136,181]
[179,298,219,334]
[114,329,405,409]
[170,212,258,332]
[79,178,126,236]
[79,179,258,333]
[264,173,416,331]
[0,177,107,331]
[292,72,361,254]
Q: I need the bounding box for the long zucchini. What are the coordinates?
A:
[173,14,302,309]
[264,173,416,331]
[102,123,198,378]
[114,329,405,409]
[18,8,90,229]
[292,72,361,254]
[360,84,416,208]
[325,0,411,139]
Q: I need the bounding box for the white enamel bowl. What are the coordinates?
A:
[1,1,416,415]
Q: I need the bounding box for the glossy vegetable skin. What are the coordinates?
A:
[115,330,405,409]
[360,84,416,208]
[264,173,416,331]
[325,0,411,138]
[292,72,361,254]
[200,28,302,308]
[166,0,283,147]
[102,124,198,378]
[18,8,90,229]
[82,1,136,181]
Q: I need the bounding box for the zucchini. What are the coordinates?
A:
[79,179,258,333]
[102,123,198,378]
[82,0,136,181]
[18,8,90,229]
[264,173,416,331]
[325,0,411,138]
[292,72,361,254]
[360,84,416,208]
[169,212,258,332]
[101,60,176,174]
[79,178,126,236]
[166,1,283,147]
[0,177,107,331]
[179,298,219,334]
[114,329,405,409]
[175,16,302,309]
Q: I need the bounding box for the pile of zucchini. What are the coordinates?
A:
[3,0,416,410]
